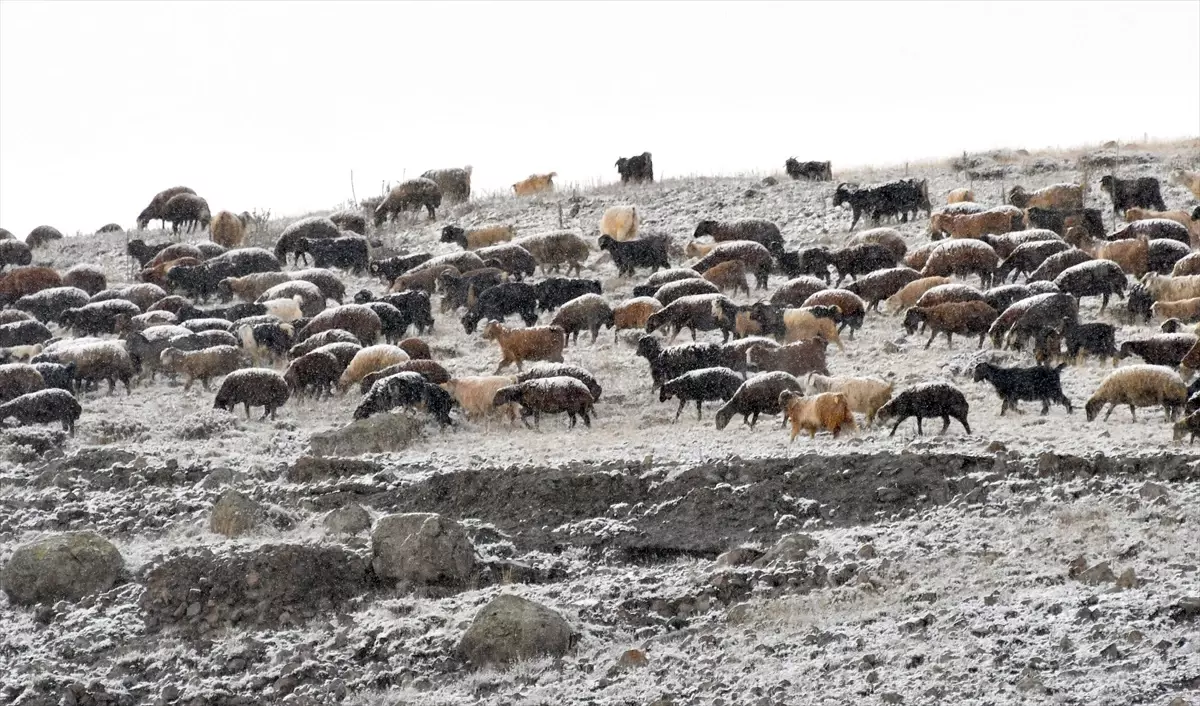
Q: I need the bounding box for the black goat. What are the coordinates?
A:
[973,361,1072,415]
[598,235,670,277]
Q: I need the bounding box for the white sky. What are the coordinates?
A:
[1,1,1197,238]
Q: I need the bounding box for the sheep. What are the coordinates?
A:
[843,267,923,313]
[884,277,954,316]
[294,236,370,274]
[161,194,211,234]
[1085,364,1186,422]
[136,186,196,229]
[637,268,702,293]
[209,210,246,249]
[826,244,900,286]
[58,264,105,297]
[635,335,725,390]
[216,272,292,303]
[779,308,844,349]
[778,390,856,441]
[713,371,803,430]
[354,372,455,426]
[1109,218,1191,247]
[440,375,519,422]
[979,229,1063,259]
[296,304,381,346]
[1117,334,1197,368]
[211,368,290,419]
[14,287,91,325]
[1027,249,1094,283]
[0,389,82,435]
[653,277,719,306]
[745,339,828,378]
[273,217,340,265]
[474,243,538,281]
[0,267,64,306]
[1053,260,1127,314]
[700,259,750,296]
[1170,168,1200,200]
[141,256,204,288]
[1045,322,1115,367]
[280,350,341,400]
[773,246,832,282]
[329,210,368,235]
[692,219,784,252]
[373,290,435,337]
[646,293,734,343]
[0,363,46,403]
[25,225,64,249]
[289,329,361,359]
[181,317,234,334]
[389,264,458,296]
[45,340,136,395]
[310,342,361,370]
[421,166,472,204]
[611,297,663,342]
[902,301,997,348]
[921,239,999,288]
[1023,207,1106,240]
[438,268,504,313]
[933,209,1020,239]
[0,345,44,364]
[31,362,75,393]
[1169,252,1200,277]
[159,345,248,392]
[685,241,717,260]
[1125,207,1200,241]
[359,359,450,393]
[805,373,894,425]
[512,172,557,197]
[532,278,601,314]
[1141,273,1200,304]
[0,311,35,327]
[1100,175,1166,214]
[517,364,602,402]
[123,325,196,379]
[657,367,744,421]
[983,284,1039,314]
[1152,298,1200,323]
[972,361,1072,415]
[1007,183,1084,210]
[370,253,434,285]
[770,276,829,308]
[599,206,639,241]
[91,283,168,312]
[0,240,32,271]
[1065,228,1148,278]
[784,159,831,181]
[550,293,614,345]
[801,289,867,337]
[846,227,907,261]
[492,376,594,428]
[876,382,970,436]
[513,232,591,276]
[691,241,773,290]
[904,242,939,271]
[616,153,654,183]
[259,296,305,323]
[337,344,410,392]
[482,321,566,373]
[0,320,53,349]
[375,178,443,224]
[361,302,416,345]
[440,224,515,251]
[947,188,975,203]
[62,300,142,337]
[598,235,670,277]
[994,240,1073,283]
[252,280,325,318]
[165,249,283,302]
[1172,410,1200,443]
[461,282,539,333]
[1000,293,1080,351]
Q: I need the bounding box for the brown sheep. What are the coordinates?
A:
[390,264,459,295]
[550,293,614,344]
[374,178,442,223]
[947,188,975,203]
[283,350,342,400]
[801,289,867,337]
[691,240,774,290]
[913,283,986,310]
[140,256,202,287]
[0,267,63,306]
[481,321,566,373]
[935,209,1020,239]
[779,390,856,441]
[885,276,952,315]
[359,359,451,394]
[1007,183,1083,210]
[145,243,204,270]
[512,172,557,197]
[396,337,431,360]
[769,276,828,308]
[296,304,382,346]
[512,232,591,277]
[702,259,750,296]
[1174,253,1200,277]
[1066,227,1148,277]
[902,301,998,348]
[979,229,1063,259]
[0,363,46,403]
[159,345,249,392]
[921,239,999,288]
[611,297,663,342]
[713,371,803,430]
[904,242,939,271]
[846,227,907,261]
[61,265,106,296]
[492,376,595,428]
[746,339,829,378]
[209,210,246,248]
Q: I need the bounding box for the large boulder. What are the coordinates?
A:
[1,531,124,606]
[324,504,372,536]
[371,512,477,588]
[209,490,263,538]
[458,594,575,669]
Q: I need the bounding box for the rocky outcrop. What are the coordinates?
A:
[458,594,576,668]
[371,512,478,589]
[1,531,124,605]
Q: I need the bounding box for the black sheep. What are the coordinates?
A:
[713,371,802,430]
[598,235,670,277]
[660,366,744,421]
[32,362,76,393]
[461,282,538,333]
[773,246,832,283]
[972,362,1072,415]
[296,236,370,274]
[1023,207,1105,239]
[615,152,654,184]
[827,244,898,286]
[784,159,832,181]
[516,363,602,402]
[1100,175,1166,214]
[369,253,433,285]
[1053,260,1126,314]
[379,290,435,335]
[0,388,82,435]
[1062,322,1119,365]
[533,277,602,313]
[875,382,971,437]
[355,371,454,426]
[362,302,409,344]
[1126,283,1154,324]
[438,268,504,313]
[635,335,724,390]
[1117,334,1197,367]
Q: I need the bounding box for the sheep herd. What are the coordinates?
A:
[2,157,1200,448]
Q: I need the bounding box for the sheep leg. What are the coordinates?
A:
[925,331,937,349]
[674,399,686,423]
[940,415,952,434]
[695,400,704,421]
[106,377,116,396]
[568,412,577,429]
[916,417,924,435]
[1040,399,1051,415]
[1099,293,1109,315]
[889,417,905,437]
[183,376,194,393]
[581,409,591,427]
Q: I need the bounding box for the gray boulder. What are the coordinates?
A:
[324,504,372,536]
[1,531,124,606]
[371,512,477,587]
[458,594,575,669]
[209,490,263,538]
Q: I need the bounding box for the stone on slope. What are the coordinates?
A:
[458,594,575,668]
[1,531,124,606]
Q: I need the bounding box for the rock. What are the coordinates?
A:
[985,440,1007,453]
[1116,567,1138,590]
[715,547,763,567]
[324,504,372,536]
[760,176,779,187]
[209,490,263,538]
[458,594,575,669]
[1138,481,1169,503]
[201,467,245,489]
[371,513,477,588]
[880,693,903,704]
[1075,561,1116,586]
[857,544,877,559]
[1099,643,1122,660]
[1,531,124,606]
[754,534,818,567]
[309,413,425,456]
[614,648,648,672]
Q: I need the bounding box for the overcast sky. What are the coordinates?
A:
[1,1,1197,238]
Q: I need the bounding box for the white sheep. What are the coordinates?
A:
[1170,168,1200,200]
[336,344,409,392]
[1084,364,1187,422]
[805,373,894,425]
[599,205,639,241]
[261,295,305,322]
[1,344,43,362]
[885,276,952,315]
[782,309,843,350]
[159,345,249,392]
[1141,273,1200,303]
[440,375,519,424]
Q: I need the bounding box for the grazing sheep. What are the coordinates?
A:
[161,194,211,234]
[389,264,458,296]
[1118,334,1197,368]
[701,259,750,296]
[1100,175,1166,214]
[441,224,515,250]
[1000,293,1080,351]
[61,265,106,297]
[805,373,893,425]
[801,289,866,337]
[0,240,32,271]
[636,268,702,294]
[692,219,784,252]
[611,297,663,342]
[1007,183,1083,210]
[994,240,1073,282]
[159,345,248,391]
[296,304,381,346]
[1027,249,1094,283]
[615,152,654,183]
[533,277,602,313]
[653,277,719,306]
[599,206,639,241]
[1065,227,1148,278]
[136,186,196,229]
[440,375,519,423]
[1053,259,1127,314]
[0,389,81,434]
[165,248,282,302]
[461,282,539,333]
[273,217,340,265]
[826,244,899,286]
[0,345,44,364]
[885,276,953,315]
[289,329,360,359]
[635,335,725,390]
[513,232,591,276]
[475,243,538,281]
[973,361,1072,415]
[876,382,971,436]
[15,287,91,325]
[45,340,136,396]
[295,236,370,274]
[746,339,828,378]
[778,308,843,349]
[933,208,1021,239]
[512,172,557,197]
[1152,297,1200,323]
[770,276,829,308]
[258,296,304,323]
[375,178,443,224]
[254,280,324,319]
[492,376,594,428]
[685,241,717,261]
[1146,238,1193,276]
[691,241,773,290]
[310,342,361,370]
[847,227,907,260]
[329,210,368,235]
[904,242,939,271]
[62,300,142,337]
[550,293,614,344]
[516,364,601,402]
[0,363,46,403]
[337,344,410,392]
[482,321,566,372]
[599,235,670,277]
[209,210,246,248]
[921,239,999,288]
[370,253,434,285]
[1052,322,1119,366]
[1085,364,1186,422]
[0,320,53,349]
[713,371,803,430]
[1141,273,1200,304]
[1172,410,1200,443]
[784,159,832,181]
[778,390,856,441]
[26,225,64,249]
[421,166,472,204]
[903,301,998,348]
[1125,207,1200,240]
[354,372,455,426]
[31,362,75,393]
[659,367,744,421]
[358,359,450,393]
[237,322,294,366]
[213,368,290,419]
[283,350,342,400]
[0,266,64,306]
[646,293,733,343]
[947,188,975,203]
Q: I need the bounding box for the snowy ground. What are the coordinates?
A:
[2,142,1199,705]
